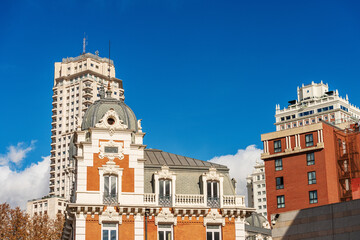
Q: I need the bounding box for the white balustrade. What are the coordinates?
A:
[223,195,245,207]
[143,193,156,204]
[175,194,204,206]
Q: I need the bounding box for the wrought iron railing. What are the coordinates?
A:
[207,196,220,208]
[103,194,117,205]
[159,195,172,207]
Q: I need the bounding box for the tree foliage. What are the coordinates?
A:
[0,203,64,240]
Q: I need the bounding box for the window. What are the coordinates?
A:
[305,134,313,147]
[104,175,117,205]
[277,195,285,208]
[308,171,316,184]
[158,224,173,240]
[159,179,171,206]
[275,158,283,171]
[207,181,220,208]
[206,225,221,240]
[102,223,117,240]
[274,140,281,153]
[307,153,315,165]
[309,190,318,204]
[104,147,118,153]
[276,177,284,189]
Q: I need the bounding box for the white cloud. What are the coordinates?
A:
[0,142,49,209]
[208,145,262,201]
[0,140,36,165]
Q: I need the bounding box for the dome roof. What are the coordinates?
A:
[81,97,137,132]
[245,212,269,229]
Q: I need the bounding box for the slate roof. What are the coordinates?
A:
[144,149,228,170]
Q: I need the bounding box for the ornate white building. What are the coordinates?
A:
[61,84,254,240]
[275,81,360,131]
[246,161,267,217]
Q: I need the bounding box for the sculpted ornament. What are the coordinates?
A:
[155,208,177,225]
[156,166,175,180]
[203,167,222,181]
[95,109,128,136]
[99,140,124,161]
[203,209,225,226]
[99,206,121,224]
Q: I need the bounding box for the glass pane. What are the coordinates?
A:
[213,182,218,197]
[207,182,212,196]
[159,231,164,240]
[207,225,220,229]
[111,176,116,195]
[103,230,108,240]
[105,146,118,153]
[159,180,164,196]
[166,231,171,240]
[214,232,220,240]
[110,230,116,240]
[207,232,213,240]
[104,176,109,196]
[165,180,170,195]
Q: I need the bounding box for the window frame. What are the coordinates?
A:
[307,152,315,165]
[102,223,117,240]
[274,140,282,153]
[275,158,283,171]
[309,190,318,204]
[206,225,222,240]
[307,171,316,185]
[158,224,173,240]
[277,195,285,208]
[276,177,284,189]
[305,134,314,147]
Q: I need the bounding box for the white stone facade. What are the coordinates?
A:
[275,81,360,131]
[26,197,67,219]
[246,161,267,217]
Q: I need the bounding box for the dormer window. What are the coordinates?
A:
[207,181,219,208]
[159,179,171,207]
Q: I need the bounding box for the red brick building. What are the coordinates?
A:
[261,122,360,222]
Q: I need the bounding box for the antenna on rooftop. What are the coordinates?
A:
[82,33,88,54]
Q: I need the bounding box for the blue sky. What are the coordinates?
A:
[1,0,360,173]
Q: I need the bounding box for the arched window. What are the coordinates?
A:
[159,179,171,207]
[104,175,117,205]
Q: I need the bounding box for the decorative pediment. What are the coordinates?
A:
[155,208,177,226]
[99,140,124,161]
[203,209,225,226]
[155,166,175,180]
[95,109,128,135]
[203,167,222,181]
[99,206,121,224]
[99,162,122,176]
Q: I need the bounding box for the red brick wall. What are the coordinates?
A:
[174,217,206,240]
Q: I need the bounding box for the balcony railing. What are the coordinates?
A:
[103,193,117,206]
[143,194,245,208]
[207,197,220,208]
[175,194,204,205]
[159,195,172,207]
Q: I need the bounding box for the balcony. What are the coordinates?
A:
[103,193,117,206]
[207,197,220,208]
[143,194,245,208]
[83,90,92,97]
[83,83,92,90]
[159,194,172,207]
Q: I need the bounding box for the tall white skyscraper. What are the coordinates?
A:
[246,161,267,217]
[274,81,360,131]
[50,52,124,199]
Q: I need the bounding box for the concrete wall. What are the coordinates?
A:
[271,199,360,240]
